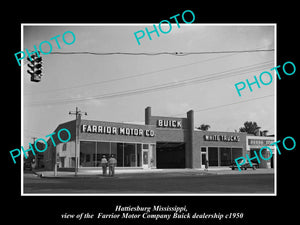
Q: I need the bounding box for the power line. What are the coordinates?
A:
[27,61,273,106]
[24,53,238,96]
[48,49,274,56]
[24,48,274,96]
[171,94,274,117]
[111,94,275,123]
[26,61,273,107]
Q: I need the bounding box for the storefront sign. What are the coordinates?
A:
[204,135,240,142]
[235,136,296,171]
[81,124,155,137]
[157,119,182,128]
[248,139,274,146]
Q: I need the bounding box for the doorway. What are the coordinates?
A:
[156,142,185,168]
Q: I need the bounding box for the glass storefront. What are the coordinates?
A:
[80,141,149,168]
[80,141,96,167]
[208,147,218,166]
[220,147,232,166]
[208,147,243,166]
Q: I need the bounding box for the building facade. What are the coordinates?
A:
[246,136,275,168]
[43,107,273,170]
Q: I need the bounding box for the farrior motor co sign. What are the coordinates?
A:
[81,124,155,137]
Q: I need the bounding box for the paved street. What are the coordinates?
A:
[23,169,274,194]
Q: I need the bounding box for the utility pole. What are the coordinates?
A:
[31,137,37,170]
[69,107,87,176]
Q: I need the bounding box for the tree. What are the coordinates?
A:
[239,121,261,135]
[196,124,210,131]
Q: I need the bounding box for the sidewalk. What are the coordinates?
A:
[30,167,274,178]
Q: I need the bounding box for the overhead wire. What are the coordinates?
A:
[24,52,239,95]
[24,48,274,96]
[171,94,274,117]
[23,48,275,135]
[26,60,274,107]
[48,49,274,56]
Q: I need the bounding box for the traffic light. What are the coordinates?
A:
[27,53,43,82]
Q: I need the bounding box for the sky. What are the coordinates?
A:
[22,24,275,145]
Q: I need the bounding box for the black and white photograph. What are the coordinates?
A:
[21,24,276,195]
[4,5,298,225]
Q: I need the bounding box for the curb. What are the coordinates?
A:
[31,169,274,179]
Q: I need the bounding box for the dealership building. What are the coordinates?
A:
[43,107,274,170]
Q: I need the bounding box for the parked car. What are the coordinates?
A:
[230,158,258,170]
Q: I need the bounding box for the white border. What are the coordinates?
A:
[21,24,24,195]
[21,23,277,196]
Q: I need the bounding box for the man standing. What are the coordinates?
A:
[204,158,209,171]
[100,155,108,176]
[108,154,117,176]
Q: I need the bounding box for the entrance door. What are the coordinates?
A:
[156,142,185,168]
[60,157,65,168]
[201,154,207,168]
[142,150,149,169]
[201,147,207,169]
